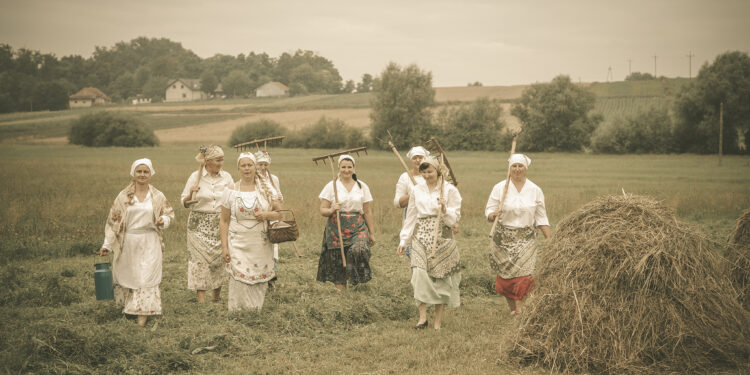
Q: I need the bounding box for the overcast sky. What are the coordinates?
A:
[1,0,748,86]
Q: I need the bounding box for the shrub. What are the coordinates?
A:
[591,107,673,153]
[286,116,368,149]
[68,112,159,147]
[228,119,286,147]
[436,97,505,151]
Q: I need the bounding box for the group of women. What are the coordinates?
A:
[100,145,550,329]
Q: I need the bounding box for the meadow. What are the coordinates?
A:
[1,143,748,374]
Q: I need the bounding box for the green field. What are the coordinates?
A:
[1,144,748,373]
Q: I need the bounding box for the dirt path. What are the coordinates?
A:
[0,115,77,126]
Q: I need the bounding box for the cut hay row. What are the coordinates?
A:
[507,195,750,374]
[727,208,750,310]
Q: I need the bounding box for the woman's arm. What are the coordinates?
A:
[363,201,376,246]
[397,192,418,254]
[220,206,231,262]
[538,225,551,239]
[319,198,340,217]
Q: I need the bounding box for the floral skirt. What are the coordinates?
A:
[187,211,227,290]
[228,278,268,311]
[115,284,161,316]
[316,212,371,286]
[489,225,537,279]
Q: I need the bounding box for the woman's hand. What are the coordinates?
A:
[155,217,164,226]
[190,186,200,195]
[452,224,459,234]
[369,233,376,247]
[488,209,503,222]
[330,202,341,213]
[99,247,110,256]
[222,248,231,263]
[397,245,405,255]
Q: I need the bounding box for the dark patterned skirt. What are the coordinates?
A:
[316,211,372,286]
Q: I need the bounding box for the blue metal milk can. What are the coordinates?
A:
[94,262,114,300]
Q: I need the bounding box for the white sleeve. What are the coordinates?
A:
[484,182,503,219]
[534,187,550,227]
[318,181,334,202]
[443,184,462,227]
[272,175,282,199]
[180,171,198,203]
[160,215,171,229]
[399,192,418,247]
[393,173,409,208]
[361,181,373,203]
[220,189,234,209]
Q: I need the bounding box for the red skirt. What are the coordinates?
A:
[495,275,534,300]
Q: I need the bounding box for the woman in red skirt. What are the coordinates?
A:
[485,154,551,315]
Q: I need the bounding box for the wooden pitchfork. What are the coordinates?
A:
[184,146,208,207]
[312,147,368,268]
[489,134,519,237]
[382,130,417,185]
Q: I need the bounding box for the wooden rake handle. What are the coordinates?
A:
[489,136,518,237]
[328,156,347,268]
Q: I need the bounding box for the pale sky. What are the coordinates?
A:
[1,0,748,86]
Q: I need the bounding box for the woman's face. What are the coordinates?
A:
[238,158,256,180]
[338,160,354,179]
[133,164,151,185]
[411,155,424,169]
[510,163,527,180]
[420,165,438,183]
[257,161,269,174]
[205,157,224,174]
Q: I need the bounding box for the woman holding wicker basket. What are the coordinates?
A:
[219,152,281,311]
[485,154,551,316]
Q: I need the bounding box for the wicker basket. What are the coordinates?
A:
[267,210,299,244]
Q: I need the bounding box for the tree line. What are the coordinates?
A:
[0,37,375,113]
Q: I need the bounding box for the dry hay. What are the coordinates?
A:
[508,194,750,374]
[727,208,750,310]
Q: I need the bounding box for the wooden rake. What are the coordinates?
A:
[312,146,368,268]
[184,145,210,207]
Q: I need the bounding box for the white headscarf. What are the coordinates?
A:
[406,146,430,160]
[508,153,531,168]
[338,154,355,166]
[237,152,256,166]
[130,158,155,177]
[255,150,271,164]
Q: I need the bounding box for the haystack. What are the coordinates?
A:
[508,195,750,374]
[727,208,750,310]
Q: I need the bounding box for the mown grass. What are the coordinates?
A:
[1,144,748,373]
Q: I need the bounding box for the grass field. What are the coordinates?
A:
[1,144,748,374]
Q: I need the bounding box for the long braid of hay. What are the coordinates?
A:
[507,195,750,374]
[727,208,750,310]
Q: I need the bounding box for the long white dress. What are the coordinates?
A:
[102,192,171,315]
[221,188,275,311]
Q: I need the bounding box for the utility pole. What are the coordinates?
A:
[627,59,632,77]
[653,55,658,77]
[607,66,613,82]
[719,102,724,166]
[686,51,694,79]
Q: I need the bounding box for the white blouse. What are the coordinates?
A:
[180,167,234,213]
[484,179,550,229]
[102,192,172,250]
[263,172,282,201]
[399,181,462,247]
[393,172,426,208]
[318,179,373,213]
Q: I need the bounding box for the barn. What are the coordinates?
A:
[69,87,111,108]
[256,81,290,97]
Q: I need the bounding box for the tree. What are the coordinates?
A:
[625,72,655,81]
[142,75,168,101]
[674,51,750,154]
[356,73,373,93]
[33,81,69,111]
[342,80,355,94]
[221,70,253,97]
[511,75,601,152]
[591,107,673,154]
[437,97,505,150]
[370,63,435,149]
[199,70,218,95]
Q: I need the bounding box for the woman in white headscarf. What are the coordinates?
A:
[485,154,551,316]
[254,150,282,288]
[317,154,376,291]
[398,156,462,330]
[393,146,429,258]
[181,145,233,303]
[220,152,281,311]
[99,159,174,327]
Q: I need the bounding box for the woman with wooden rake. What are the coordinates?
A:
[99,158,174,327]
[181,145,233,303]
[397,156,462,330]
[393,146,429,258]
[219,152,281,311]
[485,154,550,316]
[317,154,376,291]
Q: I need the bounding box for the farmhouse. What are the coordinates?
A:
[256,81,290,97]
[165,78,207,102]
[131,94,151,105]
[69,87,111,108]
